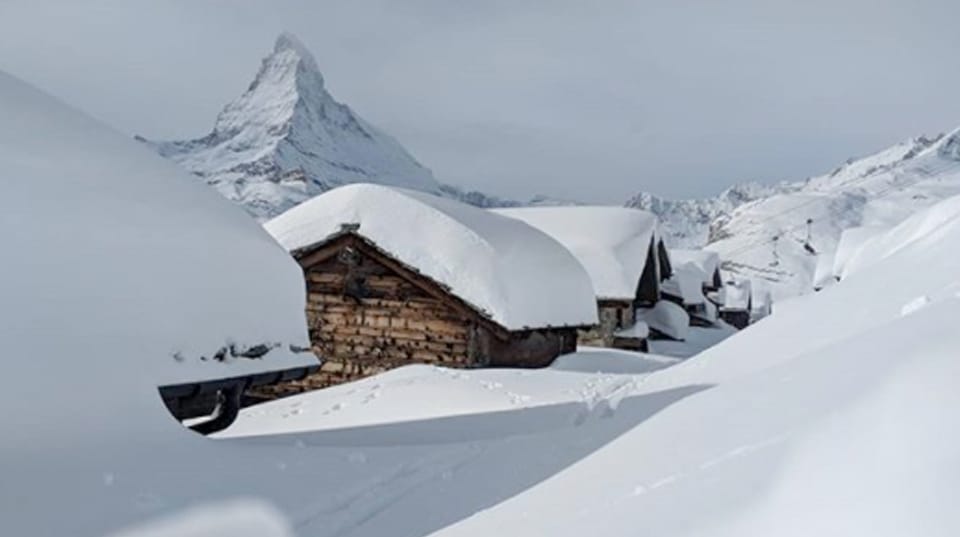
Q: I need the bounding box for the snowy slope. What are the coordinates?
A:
[626,132,960,300]
[431,190,960,537]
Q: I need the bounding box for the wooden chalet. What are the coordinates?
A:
[495,206,671,351]
[258,184,598,394]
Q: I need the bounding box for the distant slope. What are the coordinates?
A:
[627,132,960,299]
[139,33,517,219]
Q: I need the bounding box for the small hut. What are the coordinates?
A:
[663,249,724,326]
[719,279,753,329]
[261,184,598,392]
[495,206,670,351]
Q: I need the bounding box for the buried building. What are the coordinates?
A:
[261,184,598,393]
[494,206,672,351]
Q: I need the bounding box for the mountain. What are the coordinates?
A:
[138,33,516,219]
[627,131,960,300]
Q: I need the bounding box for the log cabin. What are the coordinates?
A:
[494,206,672,351]
[256,184,598,395]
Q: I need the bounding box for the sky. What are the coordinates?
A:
[2,0,960,203]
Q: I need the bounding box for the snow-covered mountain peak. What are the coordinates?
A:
[140,33,445,219]
[933,128,960,161]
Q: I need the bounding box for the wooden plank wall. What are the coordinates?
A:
[256,249,476,396]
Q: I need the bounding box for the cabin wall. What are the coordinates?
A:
[253,239,579,398]
[254,249,476,396]
[578,299,634,347]
[484,327,578,368]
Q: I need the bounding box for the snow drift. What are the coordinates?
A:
[431,191,960,537]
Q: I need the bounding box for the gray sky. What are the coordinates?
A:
[3,0,960,203]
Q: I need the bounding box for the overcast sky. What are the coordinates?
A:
[2,0,960,203]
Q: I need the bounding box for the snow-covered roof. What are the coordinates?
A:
[721,280,753,311]
[494,206,661,301]
[637,300,690,341]
[0,70,315,449]
[662,265,708,306]
[266,184,598,330]
[669,249,721,283]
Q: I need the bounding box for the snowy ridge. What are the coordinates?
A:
[139,33,523,219]
[627,131,960,299]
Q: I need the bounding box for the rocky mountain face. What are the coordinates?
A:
[139,33,515,219]
[626,132,960,300]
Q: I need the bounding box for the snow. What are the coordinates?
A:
[831,225,889,279]
[428,191,960,537]
[613,320,650,340]
[106,499,293,537]
[662,264,708,306]
[669,248,720,284]
[0,68,314,422]
[632,131,960,302]
[721,279,752,311]
[494,206,661,300]
[648,322,738,359]
[266,183,598,330]
[637,300,690,341]
[221,349,678,438]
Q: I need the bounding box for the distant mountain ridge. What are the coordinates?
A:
[626,131,960,300]
[138,33,522,218]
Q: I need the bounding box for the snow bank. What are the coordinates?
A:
[222,349,678,437]
[494,206,661,300]
[831,225,889,279]
[637,300,690,341]
[430,194,960,537]
[267,184,598,330]
[843,194,960,278]
[106,499,293,537]
[0,70,314,453]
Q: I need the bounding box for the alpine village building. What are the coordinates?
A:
[256,184,598,395]
[494,206,673,351]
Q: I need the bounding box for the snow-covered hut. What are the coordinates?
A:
[662,263,718,327]
[266,184,598,390]
[670,249,723,293]
[0,70,318,436]
[494,206,671,350]
[719,280,753,329]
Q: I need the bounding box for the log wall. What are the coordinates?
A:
[251,236,585,399]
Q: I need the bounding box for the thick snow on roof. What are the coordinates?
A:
[662,264,708,306]
[722,279,753,311]
[266,184,598,330]
[494,206,661,300]
[669,249,720,283]
[637,300,690,341]
[0,70,313,452]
